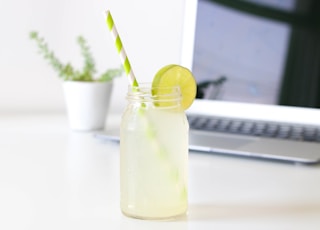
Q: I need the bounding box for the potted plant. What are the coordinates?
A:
[30,31,123,131]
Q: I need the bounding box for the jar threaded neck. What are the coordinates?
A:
[126,84,182,108]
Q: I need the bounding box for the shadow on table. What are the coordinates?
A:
[187,203,320,221]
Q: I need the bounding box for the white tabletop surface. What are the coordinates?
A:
[1,113,320,230]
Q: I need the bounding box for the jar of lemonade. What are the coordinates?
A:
[120,84,189,220]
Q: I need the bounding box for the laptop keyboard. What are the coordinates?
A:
[187,115,320,143]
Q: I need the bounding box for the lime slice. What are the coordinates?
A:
[152,64,197,110]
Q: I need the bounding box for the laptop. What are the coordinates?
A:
[95,0,320,164]
[180,0,320,164]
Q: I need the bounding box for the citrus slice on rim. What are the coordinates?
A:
[152,64,197,110]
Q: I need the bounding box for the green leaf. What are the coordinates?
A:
[30,31,123,82]
[99,66,124,82]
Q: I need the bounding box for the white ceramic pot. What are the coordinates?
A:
[63,81,113,131]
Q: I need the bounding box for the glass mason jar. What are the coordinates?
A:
[120,84,189,220]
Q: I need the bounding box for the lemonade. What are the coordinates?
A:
[120,65,196,219]
[120,85,188,219]
[105,10,196,220]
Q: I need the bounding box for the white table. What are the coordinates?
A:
[1,113,320,230]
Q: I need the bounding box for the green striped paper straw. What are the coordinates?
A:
[105,10,139,87]
[105,10,186,202]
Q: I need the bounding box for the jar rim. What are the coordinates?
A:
[126,83,182,106]
[129,82,179,90]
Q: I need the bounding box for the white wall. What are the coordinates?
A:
[0,0,186,114]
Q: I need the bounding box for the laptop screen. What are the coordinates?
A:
[182,0,318,109]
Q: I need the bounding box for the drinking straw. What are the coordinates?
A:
[105,10,139,87]
[104,10,186,200]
